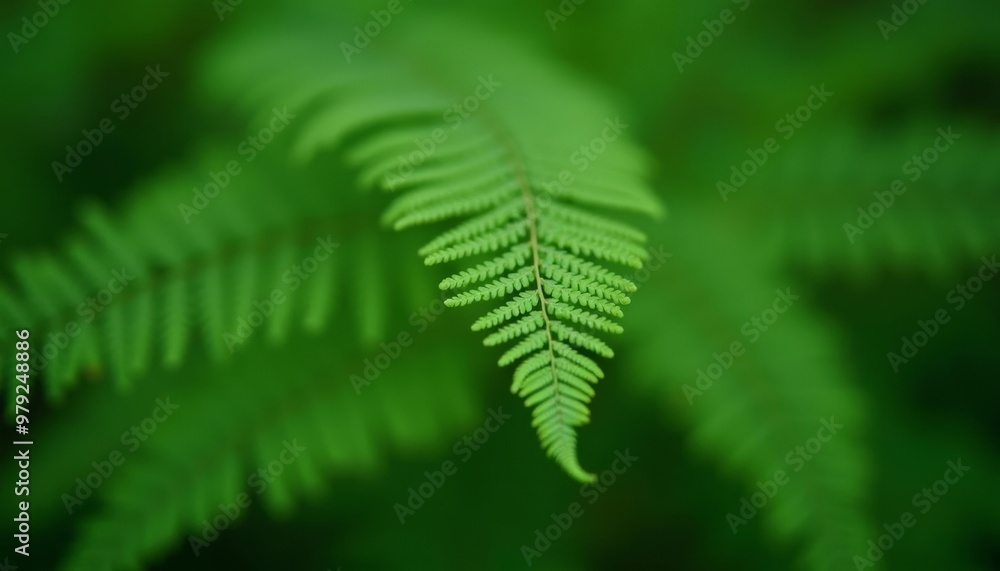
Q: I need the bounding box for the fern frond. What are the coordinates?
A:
[56,330,479,571]
[628,205,872,571]
[237,26,658,482]
[202,16,662,480]
[0,152,398,405]
[744,123,1000,278]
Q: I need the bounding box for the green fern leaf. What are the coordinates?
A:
[203,15,663,480]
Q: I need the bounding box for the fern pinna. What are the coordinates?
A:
[206,16,663,480]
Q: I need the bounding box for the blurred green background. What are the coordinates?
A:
[1,0,999,569]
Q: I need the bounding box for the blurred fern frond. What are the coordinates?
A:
[58,330,478,570]
[0,152,401,404]
[749,124,1000,278]
[628,203,872,571]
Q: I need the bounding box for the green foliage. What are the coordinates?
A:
[60,332,478,570]
[628,202,872,569]
[0,155,378,403]
[742,123,1000,278]
[200,13,661,481]
[0,1,998,570]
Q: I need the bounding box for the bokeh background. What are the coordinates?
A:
[1,0,999,569]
